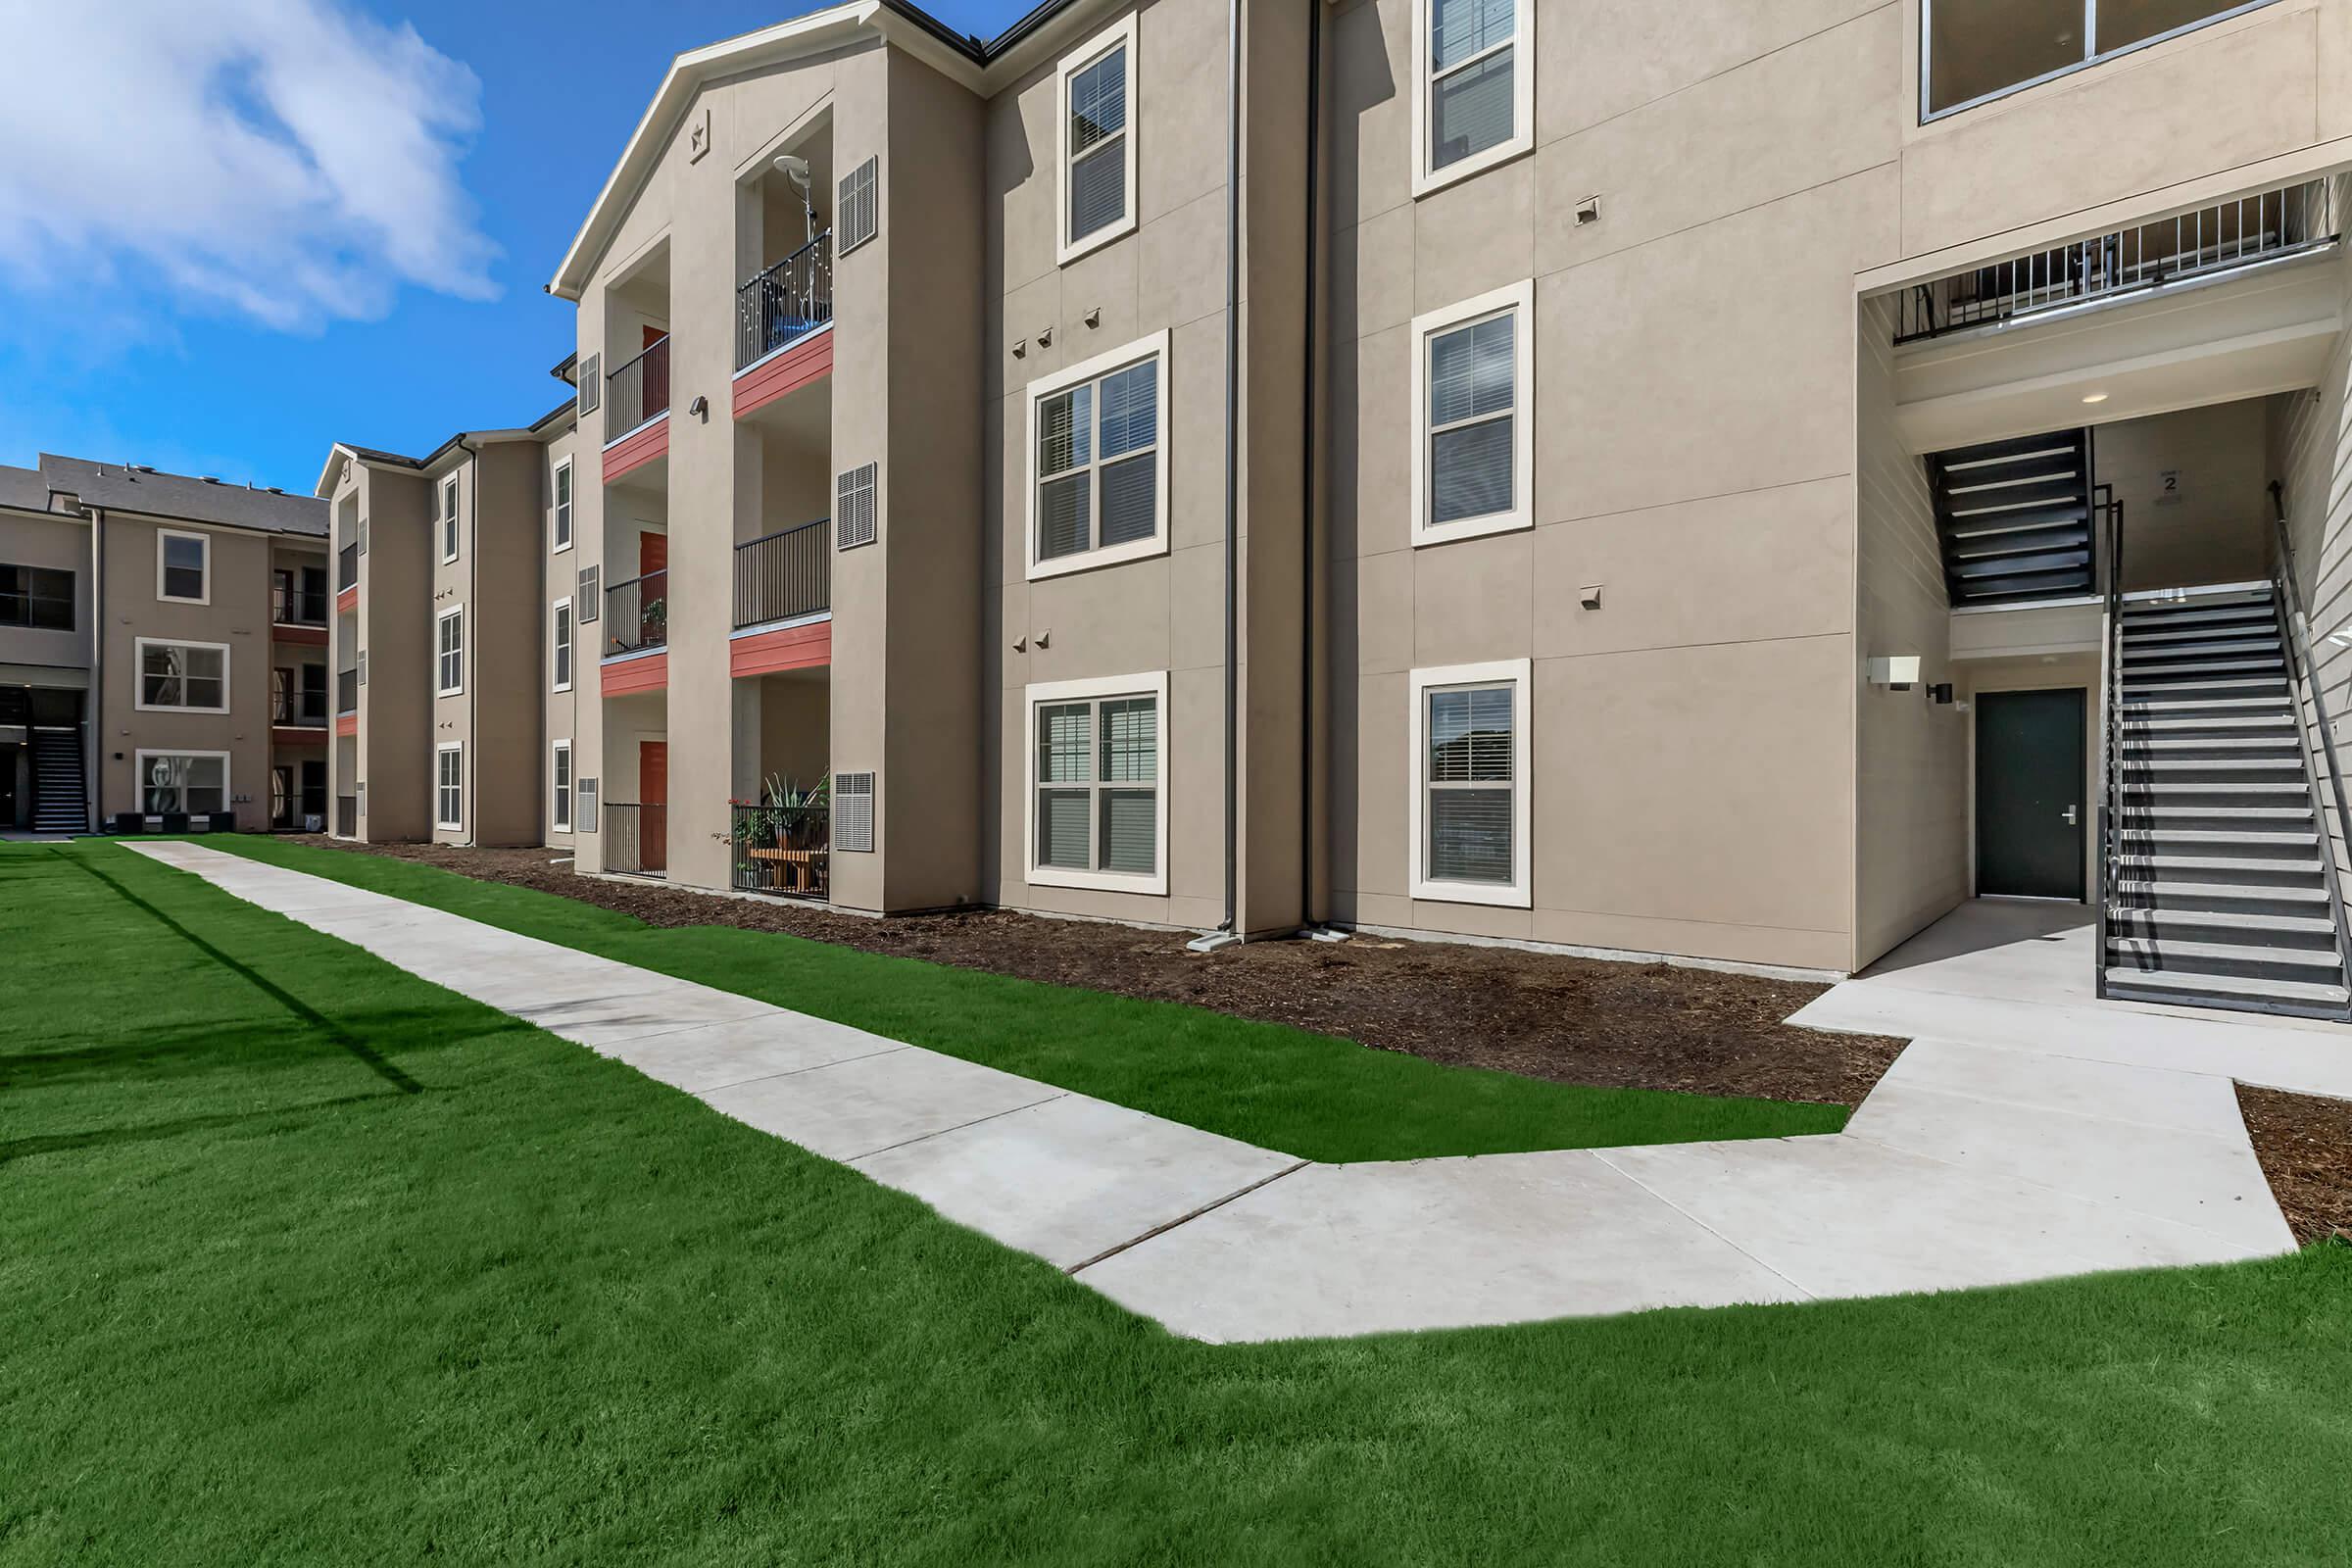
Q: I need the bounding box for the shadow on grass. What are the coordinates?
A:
[63,849,424,1097]
[0,1092,409,1165]
[0,1011,521,1093]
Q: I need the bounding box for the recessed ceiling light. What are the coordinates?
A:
[2082,392,2110,404]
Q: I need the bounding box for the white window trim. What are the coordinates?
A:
[551,457,574,554]
[155,527,212,605]
[133,636,231,714]
[1024,668,1169,897]
[1055,12,1139,266]
[1409,278,1536,548]
[1407,658,1532,908]
[133,749,231,817]
[1023,328,1171,582]
[436,604,466,697]
[1411,0,1536,197]
[551,597,574,693]
[551,740,573,832]
[436,742,465,831]
[440,475,461,564]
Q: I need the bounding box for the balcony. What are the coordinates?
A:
[337,543,358,593]
[730,800,827,901]
[604,568,667,658]
[737,232,834,370]
[1895,179,2338,344]
[606,334,670,441]
[336,666,358,715]
[272,694,329,728]
[273,584,329,626]
[606,803,665,877]
[733,519,829,629]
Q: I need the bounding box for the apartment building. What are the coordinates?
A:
[317,398,580,847]
[318,0,2352,1020]
[0,456,331,834]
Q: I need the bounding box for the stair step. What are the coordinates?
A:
[2127,619,2279,646]
[2111,878,2331,915]
[2107,906,2341,947]
[1949,525,2092,561]
[2117,712,2296,733]
[2105,935,2346,983]
[2117,694,2294,715]
[2121,807,2314,829]
[2119,856,2328,892]
[2103,967,2349,1015]
[2118,827,2318,854]
[1944,506,2091,541]
[2122,637,2282,661]
[2121,734,2301,752]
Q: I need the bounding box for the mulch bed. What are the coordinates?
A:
[282,838,1906,1107]
[2235,1085,2352,1247]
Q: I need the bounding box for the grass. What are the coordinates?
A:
[4,839,2350,1565]
[196,834,1846,1161]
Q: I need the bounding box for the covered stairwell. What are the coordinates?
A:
[28,726,87,834]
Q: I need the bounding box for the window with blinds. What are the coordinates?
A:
[1413,281,1532,544]
[436,607,464,695]
[1418,0,1529,191]
[835,771,876,853]
[552,743,572,831]
[436,745,464,829]
[1030,333,1166,576]
[1058,17,1136,260]
[441,475,461,562]
[839,157,878,253]
[1033,687,1159,884]
[837,463,878,550]
[552,600,573,691]
[552,459,573,550]
[1410,660,1530,905]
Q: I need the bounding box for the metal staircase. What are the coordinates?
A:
[2101,561,2352,1018]
[28,726,88,834]
[1931,429,2096,607]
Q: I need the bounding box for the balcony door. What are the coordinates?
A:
[640,532,667,577]
[639,740,668,873]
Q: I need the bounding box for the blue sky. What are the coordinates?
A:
[0,0,1031,490]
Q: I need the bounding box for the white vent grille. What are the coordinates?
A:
[578,777,599,833]
[358,649,367,685]
[835,771,875,853]
[576,353,600,416]
[577,565,601,621]
[837,463,877,551]
[839,157,878,253]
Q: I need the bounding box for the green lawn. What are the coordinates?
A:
[5,839,2349,1566]
[203,834,1845,1161]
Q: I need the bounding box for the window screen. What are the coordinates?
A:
[1428,310,1515,525]
[1425,683,1514,884]
[835,771,875,853]
[839,157,879,252]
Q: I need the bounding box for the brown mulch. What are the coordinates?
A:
[283,837,1906,1106]
[2236,1085,2352,1247]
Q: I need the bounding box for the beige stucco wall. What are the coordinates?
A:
[2097,401,2276,591]
[335,464,434,842]
[0,508,93,680]
[543,423,581,849]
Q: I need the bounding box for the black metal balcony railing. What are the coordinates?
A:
[337,543,358,592]
[606,334,671,439]
[730,802,829,900]
[274,585,329,625]
[1896,178,2339,343]
[272,694,329,727]
[336,667,358,715]
[604,568,668,658]
[335,796,357,837]
[736,231,834,370]
[733,518,830,628]
[606,804,665,877]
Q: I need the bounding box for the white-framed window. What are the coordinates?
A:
[551,598,573,691]
[1410,280,1534,546]
[1412,0,1533,196]
[1025,329,1168,580]
[436,744,464,829]
[552,741,572,832]
[1025,670,1167,896]
[135,638,229,712]
[1055,13,1137,264]
[136,750,229,816]
[156,528,211,604]
[552,458,573,553]
[1922,0,2275,121]
[440,474,461,563]
[1407,660,1531,907]
[436,605,464,695]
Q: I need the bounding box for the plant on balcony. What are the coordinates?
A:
[642,598,667,642]
[729,774,829,897]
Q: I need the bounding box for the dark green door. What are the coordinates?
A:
[1977,688,2085,900]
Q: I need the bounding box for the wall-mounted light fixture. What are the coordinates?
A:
[1866,655,1921,691]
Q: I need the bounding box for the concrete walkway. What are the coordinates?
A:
[124,844,2311,1342]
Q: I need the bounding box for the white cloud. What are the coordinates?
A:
[0,0,497,330]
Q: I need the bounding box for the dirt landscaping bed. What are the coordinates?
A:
[283,837,1904,1107]
[2236,1085,2352,1246]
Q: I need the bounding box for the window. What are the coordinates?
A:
[436,606,464,695]
[1923,0,2272,119]
[835,770,876,853]
[552,459,573,552]
[552,599,573,691]
[136,639,229,712]
[156,528,210,603]
[1414,0,1533,193]
[837,463,878,551]
[552,742,572,831]
[839,156,879,254]
[1407,660,1531,906]
[441,475,461,562]
[137,751,228,816]
[0,564,73,630]
[1056,15,1136,263]
[1026,330,1168,579]
[1026,671,1166,895]
[437,745,464,830]
[1411,281,1534,546]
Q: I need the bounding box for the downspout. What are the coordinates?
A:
[461,438,481,848]
[88,504,103,831]
[1298,0,1321,931]
[1194,0,1243,951]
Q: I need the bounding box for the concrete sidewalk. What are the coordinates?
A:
[124,842,2301,1342]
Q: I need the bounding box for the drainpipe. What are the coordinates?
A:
[88,504,103,831]
[1298,0,1321,932]
[461,437,481,848]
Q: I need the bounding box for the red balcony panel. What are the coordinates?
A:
[603,650,668,696]
[603,412,669,483]
[732,328,832,420]
[272,624,329,648]
[730,617,830,678]
[334,712,359,738]
[271,726,327,748]
[335,583,359,614]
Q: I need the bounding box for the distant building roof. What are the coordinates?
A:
[0,462,47,513]
[39,454,330,537]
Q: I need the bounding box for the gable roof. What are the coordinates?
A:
[39,454,328,537]
[0,463,48,514]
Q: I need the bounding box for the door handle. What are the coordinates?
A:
[2063,805,2080,825]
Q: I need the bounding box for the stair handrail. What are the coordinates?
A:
[2095,490,2125,1001]
[2268,511,2352,1018]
